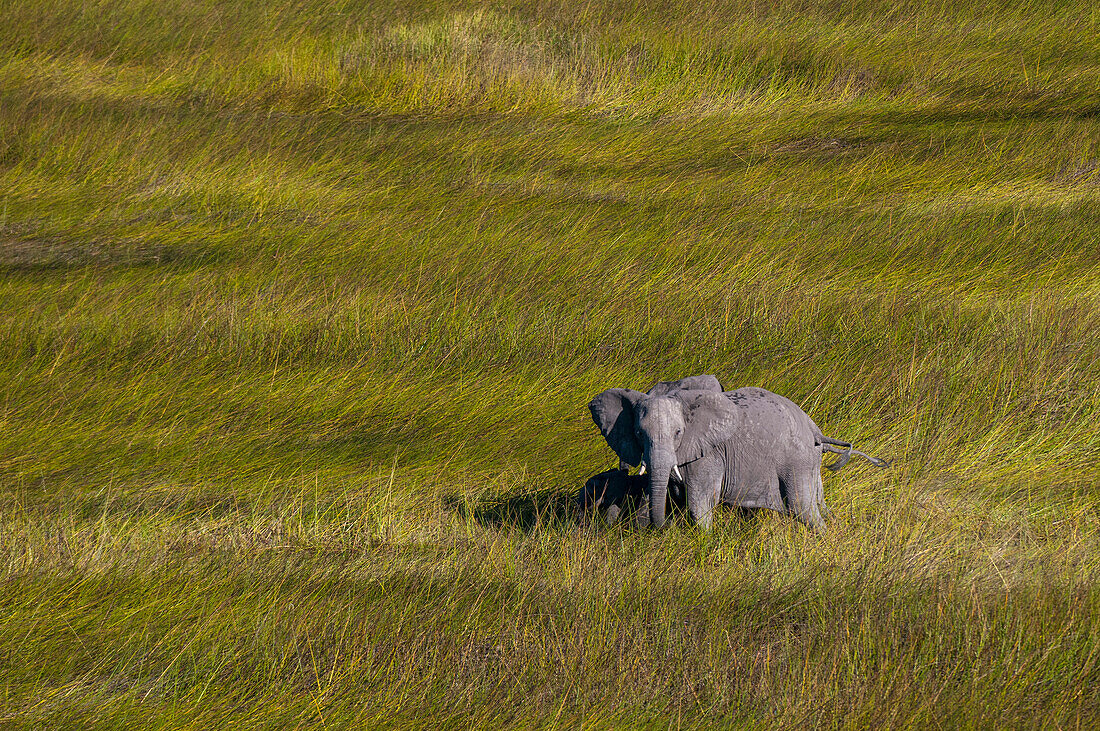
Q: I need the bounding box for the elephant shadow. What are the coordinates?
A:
[447,489,577,533]
[445,476,772,534]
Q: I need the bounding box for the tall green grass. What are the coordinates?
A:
[2,0,1099,727]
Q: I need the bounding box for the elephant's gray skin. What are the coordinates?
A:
[646,374,723,398]
[589,383,887,532]
[606,374,726,473]
[575,468,683,527]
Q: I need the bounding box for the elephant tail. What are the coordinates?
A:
[819,436,891,472]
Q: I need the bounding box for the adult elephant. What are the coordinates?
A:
[589,382,884,531]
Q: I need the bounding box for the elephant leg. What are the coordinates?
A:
[635,493,651,529]
[685,460,724,531]
[605,503,622,525]
[780,466,826,533]
[813,466,831,519]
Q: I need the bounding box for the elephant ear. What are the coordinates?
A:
[588,388,645,468]
[675,390,739,464]
[646,374,723,397]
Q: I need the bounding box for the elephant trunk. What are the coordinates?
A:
[645,448,675,529]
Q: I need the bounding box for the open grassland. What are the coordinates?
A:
[2,0,1100,726]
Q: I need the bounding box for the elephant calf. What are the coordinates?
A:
[576,468,685,527]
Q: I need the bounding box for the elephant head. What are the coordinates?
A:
[588,387,738,528]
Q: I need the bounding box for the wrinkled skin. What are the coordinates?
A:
[589,378,886,532]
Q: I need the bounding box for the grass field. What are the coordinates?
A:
[2,0,1100,726]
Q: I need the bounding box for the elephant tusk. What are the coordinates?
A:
[638,463,647,476]
[672,464,683,481]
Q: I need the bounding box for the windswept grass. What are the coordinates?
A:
[2,0,1100,727]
